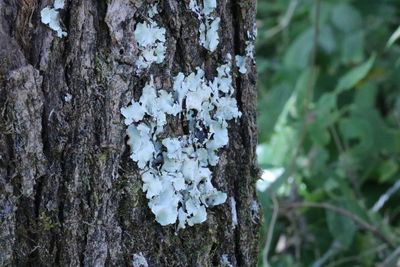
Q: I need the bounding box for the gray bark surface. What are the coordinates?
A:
[0,0,259,266]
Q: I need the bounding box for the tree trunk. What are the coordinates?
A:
[0,0,259,266]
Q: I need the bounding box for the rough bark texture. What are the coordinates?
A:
[0,0,259,266]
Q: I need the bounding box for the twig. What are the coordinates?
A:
[329,125,344,154]
[310,0,321,67]
[312,240,342,267]
[378,246,400,267]
[263,194,279,267]
[264,0,299,39]
[306,0,320,112]
[325,244,387,267]
[371,179,400,212]
[282,202,395,248]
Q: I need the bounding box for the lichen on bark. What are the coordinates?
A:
[0,0,259,266]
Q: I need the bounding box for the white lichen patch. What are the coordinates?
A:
[250,199,260,223]
[121,60,241,228]
[40,0,67,38]
[245,29,257,60]
[147,4,159,18]
[134,6,166,72]
[230,196,238,229]
[200,17,221,52]
[189,0,202,19]
[54,0,65,9]
[235,55,247,74]
[132,253,148,267]
[64,93,72,102]
[189,0,221,52]
[220,254,233,267]
[245,40,255,60]
[234,29,257,75]
[204,0,217,15]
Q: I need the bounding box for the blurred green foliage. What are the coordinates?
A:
[256,0,400,266]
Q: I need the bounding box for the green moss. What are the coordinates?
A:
[238,2,253,10]
[38,212,55,231]
[92,191,99,206]
[96,152,108,164]
[117,177,145,220]
[128,179,144,207]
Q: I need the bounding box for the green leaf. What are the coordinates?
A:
[283,26,337,69]
[257,83,293,143]
[307,92,337,146]
[319,25,337,54]
[341,31,365,64]
[294,67,319,114]
[331,3,362,34]
[337,152,359,179]
[307,146,329,177]
[378,160,398,183]
[308,120,331,146]
[340,106,400,154]
[353,83,377,109]
[357,234,378,266]
[339,116,374,154]
[335,55,376,92]
[326,203,356,248]
[284,28,314,69]
[316,92,337,117]
[258,126,297,167]
[310,2,333,25]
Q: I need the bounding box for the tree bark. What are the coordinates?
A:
[0,0,259,266]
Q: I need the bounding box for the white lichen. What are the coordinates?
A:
[200,17,221,52]
[220,254,233,267]
[147,4,158,18]
[40,0,67,38]
[134,7,166,72]
[234,29,257,75]
[230,196,238,229]
[121,59,241,229]
[189,0,221,52]
[54,0,65,9]
[126,124,155,169]
[245,28,257,60]
[245,40,255,60]
[189,0,202,19]
[132,253,148,267]
[235,55,247,74]
[204,0,217,15]
[64,93,72,102]
[250,199,260,223]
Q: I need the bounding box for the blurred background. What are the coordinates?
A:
[255,0,400,266]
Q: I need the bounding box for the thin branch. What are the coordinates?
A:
[378,246,400,267]
[263,194,279,267]
[281,202,395,248]
[329,125,345,154]
[305,0,321,109]
[325,244,387,267]
[371,179,400,212]
[312,240,342,267]
[264,0,299,39]
[310,0,321,67]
